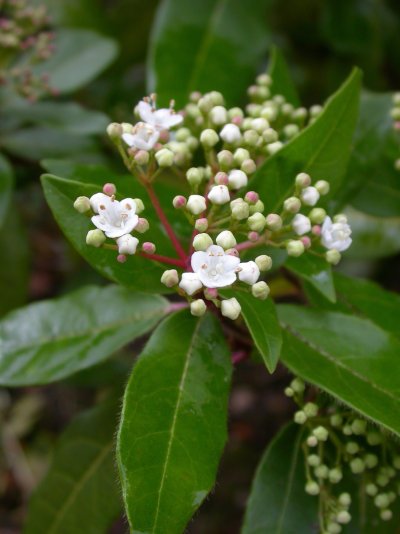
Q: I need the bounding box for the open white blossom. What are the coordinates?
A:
[138,100,183,130]
[91,196,139,238]
[191,244,240,288]
[238,261,260,285]
[179,272,203,295]
[90,193,110,213]
[122,122,159,151]
[321,216,352,252]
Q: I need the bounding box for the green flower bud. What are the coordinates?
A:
[193,233,213,251]
[241,158,257,174]
[286,240,305,257]
[133,198,145,214]
[307,454,321,467]
[73,196,91,213]
[367,432,383,446]
[198,95,214,113]
[284,387,294,397]
[374,493,390,509]
[329,468,343,484]
[282,103,294,116]
[291,377,305,393]
[86,229,106,247]
[350,458,365,474]
[233,148,250,165]
[307,435,318,447]
[228,107,244,119]
[217,150,234,170]
[216,230,236,249]
[380,509,393,521]
[351,418,367,435]
[284,124,299,138]
[295,172,311,188]
[244,129,260,147]
[346,442,360,455]
[364,453,378,469]
[210,105,228,125]
[262,127,278,142]
[186,136,199,152]
[338,493,351,506]
[390,108,400,120]
[313,426,329,441]
[265,213,282,231]
[231,200,250,220]
[195,218,208,232]
[376,474,390,487]
[255,255,272,271]
[303,402,318,418]
[261,105,278,121]
[161,269,179,288]
[251,281,270,300]
[190,299,207,317]
[186,167,204,186]
[314,464,329,479]
[209,91,224,106]
[175,127,191,142]
[326,522,341,534]
[284,196,301,213]
[106,122,123,139]
[294,410,307,424]
[200,128,219,147]
[326,249,341,265]
[256,73,272,86]
[310,104,323,117]
[186,103,201,118]
[337,511,351,525]
[249,200,265,215]
[248,212,266,232]
[266,141,283,154]
[155,148,174,167]
[343,424,353,436]
[134,149,150,165]
[330,414,343,427]
[315,180,330,195]
[221,297,241,320]
[292,107,308,121]
[305,480,320,496]
[309,207,326,224]
[366,483,378,496]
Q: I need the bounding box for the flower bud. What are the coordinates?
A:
[266,141,283,154]
[284,196,301,213]
[256,73,272,86]
[245,191,259,204]
[243,129,259,146]
[284,387,294,397]
[193,233,213,251]
[173,195,187,209]
[367,432,383,445]
[295,172,311,188]
[190,299,207,317]
[161,269,179,288]
[337,511,351,525]
[208,185,230,205]
[107,122,122,139]
[346,441,359,455]
[134,150,150,165]
[248,212,266,232]
[313,426,328,441]
[310,104,323,117]
[155,148,174,167]
[117,254,127,263]
[132,198,144,214]
[265,213,282,231]
[187,195,206,215]
[307,436,318,447]
[121,122,134,133]
[330,414,343,427]
[228,107,244,120]
[200,128,219,147]
[195,218,208,232]
[179,273,202,295]
[73,196,91,213]
[305,481,320,495]
[228,169,248,189]
[286,240,305,257]
[238,261,260,285]
[214,171,229,185]
[198,95,214,113]
[220,123,241,144]
[248,231,260,241]
[262,127,278,142]
[294,410,307,424]
[292,214,311,235]
[135,218,149,233]
[221,298,241,320]
[291,377,305,392]
[350,458,365,474]
[216,230,236,249]
[241,158,256,174]
[284,124,299,138]
[103,183,116,196]
[309,207,326,224]
[351,418,367,435]
[233,148,250,165]
[315,180,330,195]
[338,493,351,506]
[249,200,265,215]
[366,483,378,496]
[307,454,320,467]
[380,509,393,521]
[116,234,139,255]
[329,468,343,484]
[251,281,270,300]
[217,150,234,170]
[186,167,203,186]
[86,229,106,247]
[292,107,308,121]
[314,464,329,479]
[303,402,318,417]
[231,200,249,220]
[301,186,320,206]
[255,255,272,271]
[209,91,224,105]
[210,105,228,125]
[326,523,341,534]
[301,236,311,248]
[365,453,378,469]
[142,242,156,254]
[326,249,341,265]
[251,117,269,133]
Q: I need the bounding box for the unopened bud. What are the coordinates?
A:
[217,150,234,170]
[220,124,241,144]
[116,234,139,255]
[200,128,219,147]
[315,180,330,195]
[337,511,351,525]
[193,233,213,251]
[248,231,260,241]
[208,185,230,205]
[228,169,248,189]
[303,402,318,418]
[292,213,311,235]
[380,509,393,521]
[186,167,203,186]
[204,287,218,300]
[262,127,278,143]
[313,426,328,441]
[329,468,343,484]
[245,191,259,204]
[365,453,378,469]
[326,249,341,265]
[265,213,282,231]
[216,230,236,249]
[117,254,127,263]
[103,183,116,196]
[155,148,174,167]
[249,200,265,214]
[214,171,229,185]
[286,240,305,257]
[367,432,383,446]
[309,207,326,224]
[366,483,378,496]
[248,212,266,232]
[255,255,272,271]
[351,419,367,435]
[161,269,179,288]
[231,199,249,220]
[251,281,270,300]
[74,196,91,213]
[228,107,244,120]
[243,129,259,146]
[173,195,187,209]
[284,124,299,138]
[305,481,320,496]
[241,158,257,174]
[301,186,320,206]
[86,229,106,247]
[346,442,360,455]
[307,454,320,467]
[135,218,149,233]
[107,122,122,139]
[142,242,156,254]
[195,218,208,232]
[314,465,329,479]
[307,436,318,447]
[190,299,207,317]
[233,148,250,165]
[284,196,301,213]
[350,458,365,474]
[221,297,241,320]
[295,172,311,188]
[291,377,305,393]
[132,198,144,214]
[134,150,150,165]
[330,414,343,427]
[266,141,283,154]
[294,410,307,424]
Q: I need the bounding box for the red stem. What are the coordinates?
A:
[139,252,185,268]
[167,302,189,313]
[236,238,265,252]
[145,182,187,262]
[231,350,248,364]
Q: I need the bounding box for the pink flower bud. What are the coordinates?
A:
[232,116,243,126]
[134,150,150,165]
[226,248,239,257]
[117,254,127,263]
[245,191,259,204]
[136,218,149,233]
[248,231,260,242]
[312,225,321,236]
[214,172,229,185]
[103,183,116,196]
[142,242,156,254]
[301,236,311,248]
[173,195,187,209]
[205,288,218,299]
[158,130,170,143]
[153,143,163,152]
[195,218,208,232]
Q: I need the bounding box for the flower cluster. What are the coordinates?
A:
[286,378,400,532]
[0,0,55,100]
[74,73,352,320]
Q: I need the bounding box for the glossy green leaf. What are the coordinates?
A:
[148,0,270,107]
[242,423,317,534]
[220,288,282,372]
[249,69,362,213]
[278,305,400,436]
[117,309,232,533]
[286,253,336,302]
[0,285,168,386]
[32,29,118,94]
[25,397,121,534]
[0,153,13,228]
[268,47,300,106]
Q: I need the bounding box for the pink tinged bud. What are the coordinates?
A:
[214,172,229,185]
[158,130,170,142]
[245,191,259,204]
[103,183,116,196]
[142,242,156,254]
[205,287,218,299]
[195,218,208,232]
[136,218,149,233]
[312,225,321,236]
[248,231,260,242]
[232,116,242,126]
[173,195,187,209]
[117,254,127,263]
[134,150,150,165]
[301,236,311,248]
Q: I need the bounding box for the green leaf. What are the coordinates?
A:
[268,47,300,106]
[117,309,232,533]
[242,423,317,534]
[0,153,13,228]
[0,285,168,386]
[41,173,185,292]
[278,305,400,436]
[32,29,118,94]
[220,288,282,372]
[148,0,271,107]
[249,69,362,213]
[286,253,336,302]
[25,397,121,534]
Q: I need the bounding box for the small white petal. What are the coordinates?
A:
[238,261,260,285]
[179,272,203,295]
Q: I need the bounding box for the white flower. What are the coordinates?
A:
[137,100,183,130]
[321,216,352,252]
[122,122,159,150]
[220,123,241,143]
[91,196,139,238]
[238,261,260,285]
[90,192,109,213]
[221,298,241,320]
[208,185,230,205]
[228,169,248,189]
[301,186,320,206]
[292,214,311,235]
[116,234,139,255]
[191,244,240,288]
[187,195,207,215]
[179,272,203,295]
